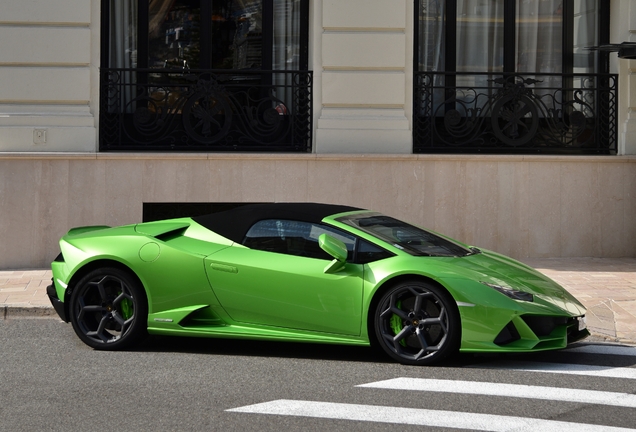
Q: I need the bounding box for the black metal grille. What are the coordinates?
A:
[100,68,312,152]
[414,72,618,154]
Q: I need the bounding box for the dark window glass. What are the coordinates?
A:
[108,0,306,71]
[148,0,202,69]
[243,220,356,260]
[356,239,395,264]
[339,213,471,257]
[416,0,605,75]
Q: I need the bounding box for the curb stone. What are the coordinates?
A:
[2,305,58,320]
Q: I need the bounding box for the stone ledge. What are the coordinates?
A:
[1,152,635,163]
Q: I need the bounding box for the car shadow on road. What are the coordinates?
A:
[131,335,636,368]
[136,334,394,363]
[133,334,499,367]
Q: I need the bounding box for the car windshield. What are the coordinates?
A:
[337,213,473,257]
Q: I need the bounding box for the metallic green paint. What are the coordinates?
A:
[49,209,588,357]
[204,246,364,336]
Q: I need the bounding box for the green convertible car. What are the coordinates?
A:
[47,203,588,365]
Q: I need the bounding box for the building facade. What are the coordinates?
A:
[1,0,636,269]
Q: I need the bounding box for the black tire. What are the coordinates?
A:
[69,267,148,350]
[374,280,460,365]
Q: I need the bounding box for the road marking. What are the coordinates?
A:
[227,399,636,432]
[564,344,636,357]
[357,378,636,408]
[477,361,636,379]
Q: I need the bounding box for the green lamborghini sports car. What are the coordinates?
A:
[47,203,588,365]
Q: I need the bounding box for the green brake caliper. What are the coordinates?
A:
[120,296,134,320]
[389,300,407,347]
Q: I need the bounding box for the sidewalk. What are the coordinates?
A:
[523,258,636,345]
[1,258,635,345]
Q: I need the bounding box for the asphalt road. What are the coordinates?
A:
[1,318,636,432]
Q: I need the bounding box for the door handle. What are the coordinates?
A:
[209,262,238,274]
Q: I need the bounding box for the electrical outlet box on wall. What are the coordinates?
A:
[33,129,47,144]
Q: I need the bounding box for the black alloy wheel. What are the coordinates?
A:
[374,281,460,365]
[69,268,148,350]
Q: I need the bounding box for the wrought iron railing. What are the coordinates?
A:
[414,72,617,154]
[100,68,313,152]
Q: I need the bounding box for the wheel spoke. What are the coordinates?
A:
[95,278,109,302]
[413,293,425,312]
[380,293,409,320]
[81,305,105,313]
[111,311,126,328]
[95,314,112,342]
[420,317,441,326]
[415,328,429,351]
[393,325,413,346]
[437,308,448,332]
[113,291,131,305]
[384,306,408,320]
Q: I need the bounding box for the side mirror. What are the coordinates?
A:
[318,233,348,273]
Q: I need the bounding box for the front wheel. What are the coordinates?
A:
[374,281,460,365]
[69,268,148,350]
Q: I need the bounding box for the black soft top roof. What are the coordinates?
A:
[193,203,363,243]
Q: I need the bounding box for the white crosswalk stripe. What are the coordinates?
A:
[227,343,636,430]
[475,361,636,379]
[357,378,636,408]
[228,400,636,432]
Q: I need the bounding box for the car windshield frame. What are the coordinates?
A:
[336,212,473,257]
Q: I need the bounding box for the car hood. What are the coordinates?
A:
[448,249,586,315]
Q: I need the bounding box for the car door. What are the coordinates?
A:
[204,219,364,336]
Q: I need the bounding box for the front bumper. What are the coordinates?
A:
[492,314,589,350]
[46,280,68,322]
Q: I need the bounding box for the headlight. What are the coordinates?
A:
[480,281,534,302]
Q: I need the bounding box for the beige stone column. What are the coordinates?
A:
[0,0,97,152]
[611,0,636,155]
[313,0,412,153]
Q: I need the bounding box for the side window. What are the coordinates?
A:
[355,239,395,264]
[243,219,355,260]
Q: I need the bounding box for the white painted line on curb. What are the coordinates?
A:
[357,378,636,408]
[227,400,636,432]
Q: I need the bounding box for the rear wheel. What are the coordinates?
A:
[374,280,460,365]
[69,268,147,350]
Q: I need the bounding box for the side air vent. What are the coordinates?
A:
[494,321,521,345]
[179,306,224,328]
[155,227,189,242]
[135,222,190,239]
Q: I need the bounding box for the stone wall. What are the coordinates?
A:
[1,153,635,269]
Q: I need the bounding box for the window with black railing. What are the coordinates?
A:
[100,0,311,152]
[414,0,615,154]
